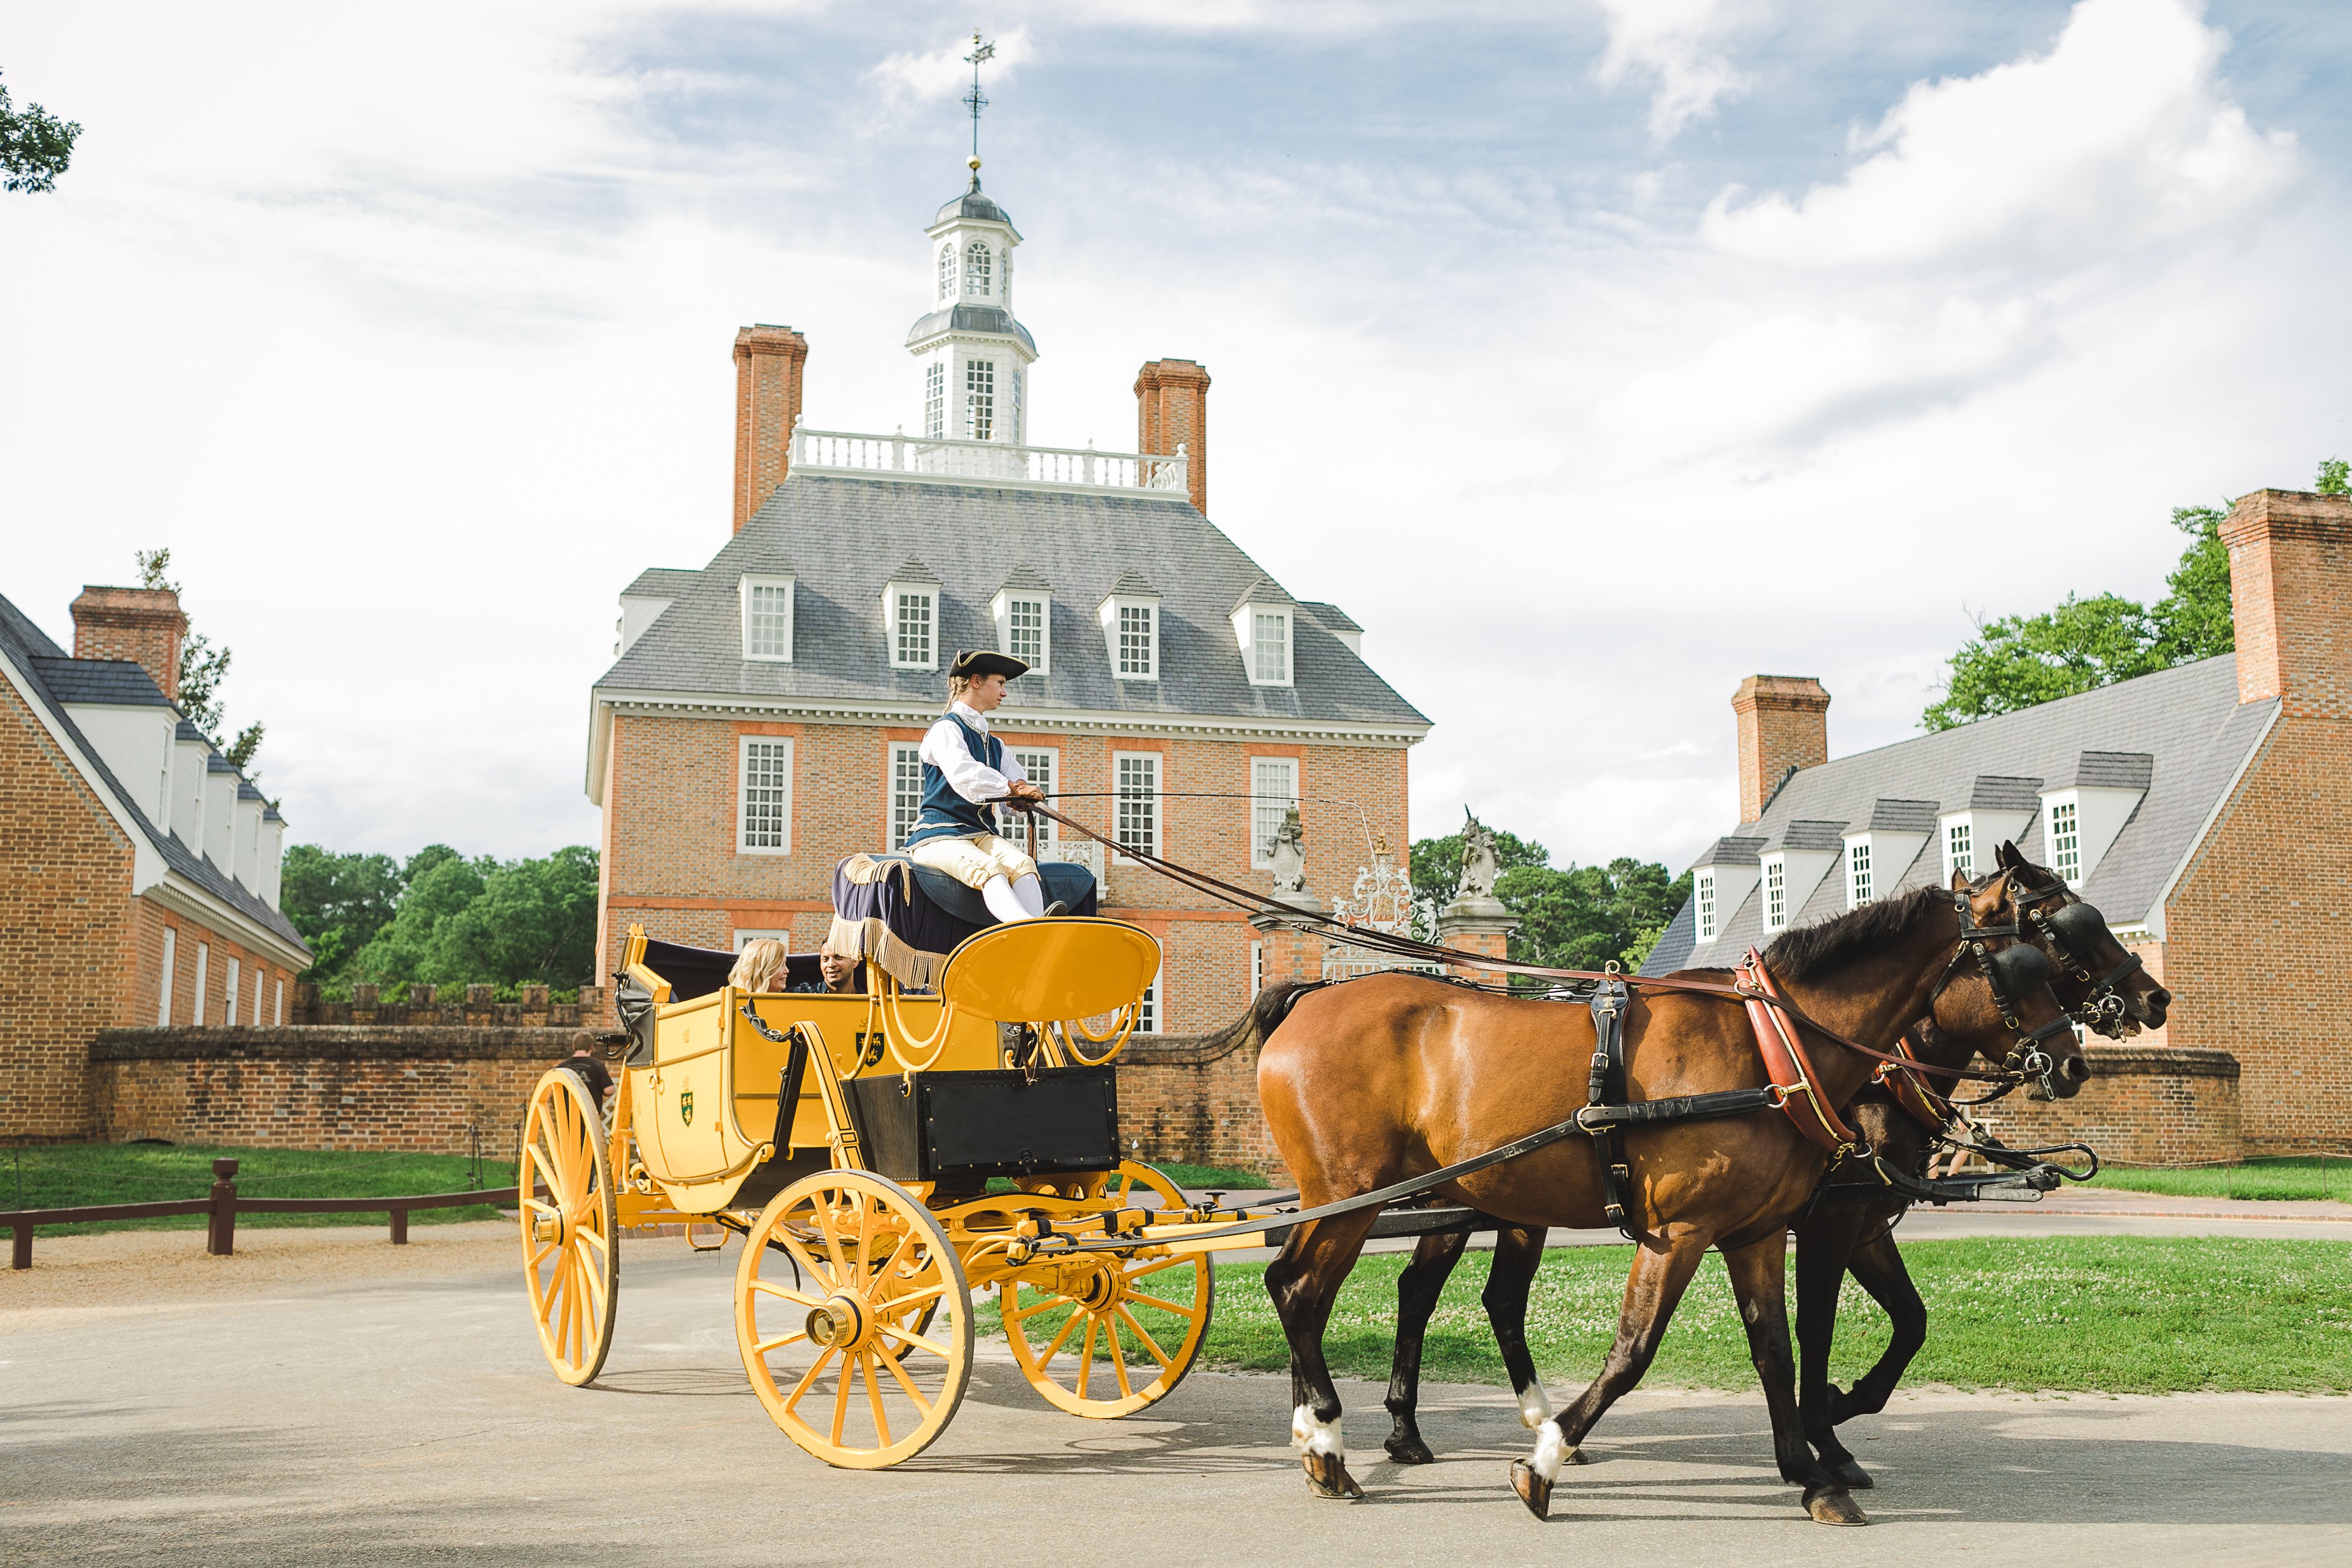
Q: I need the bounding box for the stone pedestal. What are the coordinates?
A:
[1437,896,1518,982]
[1250,894,1329,989]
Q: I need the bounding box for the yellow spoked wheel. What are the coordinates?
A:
[517,1068,619,1386]
[735,1168,974,1469]
[1001,1161,1214,1417]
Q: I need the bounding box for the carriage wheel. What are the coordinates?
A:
[517,1068,619,1386]
[735,1168,974,1469]
[1001,1161,1214,1418]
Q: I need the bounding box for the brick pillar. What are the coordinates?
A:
[733,324,809,533]
[2222,489,2352,716]
[70,586,187,700]
[1435,913,1516,981]
[1731,674,1831,824]
[1135,358,1210,516]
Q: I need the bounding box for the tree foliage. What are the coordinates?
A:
[1922,504,2235,732]
[1,69,79,194]
[1409,827,1690,975]
[2318,458,2349,498]
[283,844,601,990]
[135,547,266,774]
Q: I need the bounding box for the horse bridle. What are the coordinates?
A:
[1924,879,2079,1086]
[2011,877,2145,1037]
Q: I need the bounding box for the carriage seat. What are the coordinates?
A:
[863,854,1098,927]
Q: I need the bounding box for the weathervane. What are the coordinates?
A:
[962,32,994,179]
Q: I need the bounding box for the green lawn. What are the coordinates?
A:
[1,1142,514,1234]
[980,1237,2350,1396]
[2088,1157,2351,1204]
[1151,1162,1272,1191]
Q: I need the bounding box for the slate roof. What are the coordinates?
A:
[0,591,306,953]
[595,472,1430,734]
[1642,655,2273,976]
[902,304,1037,357]
[622,568,699,601]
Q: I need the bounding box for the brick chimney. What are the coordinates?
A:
[1732,674,1831,824]
[71,585,188,702]
[2221,488,2352,717]
[1135,358,1210,515]
[732,324,809,533]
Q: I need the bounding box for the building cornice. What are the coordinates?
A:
[143,873,312,971]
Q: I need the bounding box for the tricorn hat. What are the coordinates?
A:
[948,649,1030,681]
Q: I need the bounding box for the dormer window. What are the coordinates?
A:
[1848,840,1873,907]
[2049,800,2080,883]
[937,244,954,301]
[739,573,795,662]
[1695,869,1718,941]
[1762,857,1788,930]
[992,568,1052,673]
[1099,573,1161,682]
[1945,819,1973,882]
[1231,581,1297,688]
[883,562,940,671]
[963,240,992,296]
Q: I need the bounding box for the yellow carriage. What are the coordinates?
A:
[515,915,1231,1467]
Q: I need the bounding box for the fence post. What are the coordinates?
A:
[390,1207,409,1246]
[10,1223,29,1271]
[207,1157,238,1256]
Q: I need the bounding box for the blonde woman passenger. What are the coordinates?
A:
[728,938,791,993]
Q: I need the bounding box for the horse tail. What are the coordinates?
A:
[1177,979,1334,1065]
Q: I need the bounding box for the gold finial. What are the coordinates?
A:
[968,155,982,172]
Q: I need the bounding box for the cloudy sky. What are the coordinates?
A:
[4,0,2348,875]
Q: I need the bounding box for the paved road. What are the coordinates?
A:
[4,1239,2348,1567]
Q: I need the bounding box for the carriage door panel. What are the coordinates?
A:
[648,997,732,1183]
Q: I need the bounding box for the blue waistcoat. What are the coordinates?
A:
[905,713,1004,847]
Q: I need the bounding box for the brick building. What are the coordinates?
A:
[0,585,308,1140]
[589,168,1430,1042]
[1643,487,2352,1162]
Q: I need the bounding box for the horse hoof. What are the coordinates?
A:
[1566,1445,1590,1466]
[1826,1457,1874,1490]
[1384,1434,1437,1466]
[1302,1452,1365,1500]
[1805,1487,1870,1526]
[1510,1459,1552,1520]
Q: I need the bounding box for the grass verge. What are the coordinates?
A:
[974,1237,2349,1396]
[1,1142,516,1235]
[2087,1157,2351,1204]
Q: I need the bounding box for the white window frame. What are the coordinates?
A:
[965,358,995,440]
[732,927,793,951]
[739,574,795,663]
[1250,756,1299,869]
[1008,748,1058,849]
[1251,941,1264,996]
[226,957,242,1028]
[889,742,925,851]
[1112,751,1161,864]
[194,941,209,1026]
[1100,594,1162,681]
[2048,799,2081,884]
[885,583,938,671]
[1848,838,1873,909]
[1694,870,1716,943]
[937,243,954,301]
[964,238,992,297]
[251,969,264,1026]
[273,978,284,1026]
[994,589,1051,672]
[1761,856,1788,932]
[737,736,795,855]
[1232,602,1295,687]
[1137,965,1162,1035]
[1944,818,1974,884]
[925,362,945,439]
[158,927,177,1024]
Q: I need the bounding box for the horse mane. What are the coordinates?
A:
[1761,883,1950,983]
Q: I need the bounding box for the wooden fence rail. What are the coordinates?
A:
[4,1157,523,1270]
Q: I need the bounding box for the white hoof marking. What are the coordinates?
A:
[1516,1382,1554,1429]
[1530,1421,1570,1483]
[1292,1404,1344,1458]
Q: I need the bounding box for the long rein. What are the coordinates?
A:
[1017,798,2044,1089]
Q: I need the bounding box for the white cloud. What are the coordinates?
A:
[866,26,1034,109]
[1702,0,2297,271]
[1592,0,1758,138]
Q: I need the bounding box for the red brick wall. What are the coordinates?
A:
[1977,1046,2241,1166]
[92,1027,586,1154]
[1731,674,1830,824]
[1,671,136,1140]
[67,585,185,702]
[733,326,809,531]
[1134,358,1210,515]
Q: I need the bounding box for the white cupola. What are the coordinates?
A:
[906,160,1038,450]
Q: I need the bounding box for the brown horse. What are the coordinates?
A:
[1255,864,2082,1523]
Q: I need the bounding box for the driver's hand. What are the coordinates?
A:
[1008,780,1046,803]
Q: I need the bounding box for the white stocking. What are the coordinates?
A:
[980,875,1034,924]
[1011,873,1047,917]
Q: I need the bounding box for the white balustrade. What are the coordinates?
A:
[790,424,1187,498]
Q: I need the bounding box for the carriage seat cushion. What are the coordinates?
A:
[872,855,1098,927]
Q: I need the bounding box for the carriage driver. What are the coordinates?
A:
[904,650,1067,924]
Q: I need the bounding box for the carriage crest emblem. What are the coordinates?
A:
[679,1089,694,1126]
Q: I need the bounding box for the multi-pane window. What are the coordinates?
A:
[1763,859,1786,931]
[1251,941,1264,996]
[1251,757,1298,868]
[1118,604,1154,677]
[1136,973,1159,1035]
[2049,800,2080,883]
[1114,753,1159,861]
[1849,841,1873,907]
[1946,820,1973,883]
[1694,871,1716,942]
[1009,366,1023,442]
[925,362,945,439]
[964,240,991,296]
[739,738,793,853]
[937,244,954,301]
[226,958,242,1028]
[1252,611,1290,683]
[1007,596,1044,664]
[744,581,791,660]
[965,360,995,440]
[894,591,934,668]
[1009,749,1056,849]
[158,927,177,1024]
[195,942,210,1026]
[889,743,924,850]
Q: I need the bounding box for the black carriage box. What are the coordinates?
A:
[843,1065,1119,1183]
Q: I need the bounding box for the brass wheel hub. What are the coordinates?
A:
[805,1295,870,1352]
[531,1206,571,1246]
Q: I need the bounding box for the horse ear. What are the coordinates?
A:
[1995,840,2023,871]
[1950,866,1972,892]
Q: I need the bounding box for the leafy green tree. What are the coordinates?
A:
[343,845,601,989]
[135,548,264,772]
[1,69,79,193]
[350,850,488,984]
[279,846,404,981]
[1409,828,1689,976]
[2318,458,2349,498]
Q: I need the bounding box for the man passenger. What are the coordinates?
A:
[905,650,1063,924]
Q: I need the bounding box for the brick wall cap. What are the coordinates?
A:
[92,1025,598,1063]
[2079,1044,2239,1080]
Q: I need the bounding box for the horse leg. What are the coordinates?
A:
[1826,1225,1926,1426]
[1793,1206,1873,1490]
[1510,1235,1706,1520]
[1383,1229,1468,1464]
[1485,1226,1573,1445]
[1265,1208,1383,1499]
[1721,1234,1868,1526]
